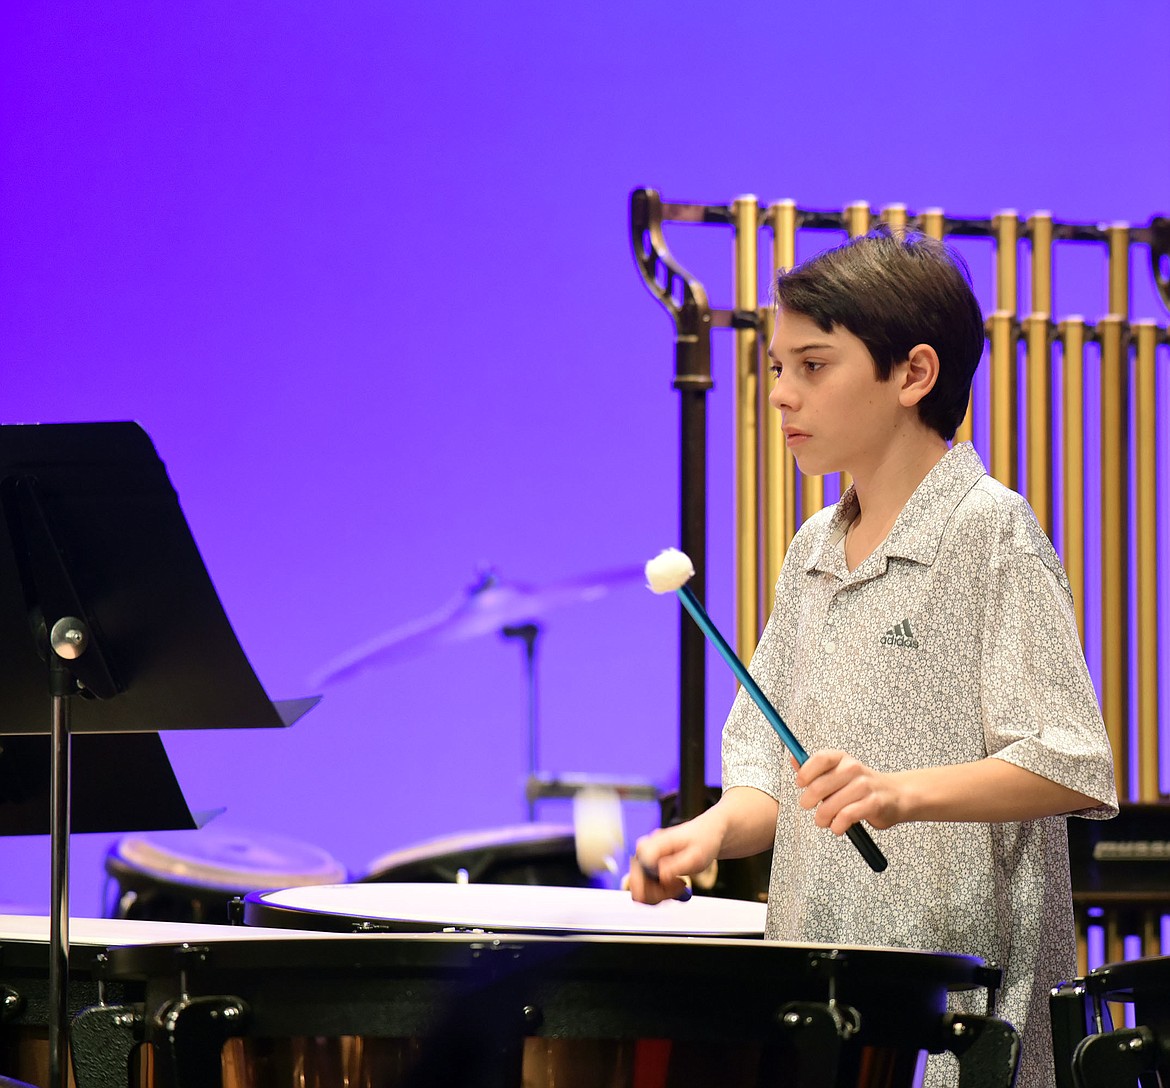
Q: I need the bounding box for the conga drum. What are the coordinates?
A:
[361,824,600,888]
[104,827,347,924]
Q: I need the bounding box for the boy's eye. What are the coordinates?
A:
[770,358,824,377]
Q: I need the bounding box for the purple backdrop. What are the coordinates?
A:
[1,1,1168,915]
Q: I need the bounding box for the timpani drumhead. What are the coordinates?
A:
[244,883,767,936]
[0,914,326,947]
[361,823,598,887]
[105,827,348,923]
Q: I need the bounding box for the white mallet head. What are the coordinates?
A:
[573,787,624,877]
[644,548,695,594]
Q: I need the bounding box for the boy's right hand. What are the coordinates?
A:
[627,820,720,905]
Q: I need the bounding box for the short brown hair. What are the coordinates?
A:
[774,228,984,440]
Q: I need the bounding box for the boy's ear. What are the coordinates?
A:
[897,343,940,407]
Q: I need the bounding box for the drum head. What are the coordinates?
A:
[106,827,348,892]
[245,883,767,936]
[362,824,595,887]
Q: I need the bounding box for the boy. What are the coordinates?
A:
[630,228,1117,1088]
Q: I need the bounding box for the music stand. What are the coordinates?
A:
[0,732,216,835]
[0,421,319,1088]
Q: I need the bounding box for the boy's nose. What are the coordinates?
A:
[769,379,795,412]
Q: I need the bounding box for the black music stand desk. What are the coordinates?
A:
[0,421,318,1088]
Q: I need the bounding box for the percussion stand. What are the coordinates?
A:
[507,622,660,824]
[501,622,542,820]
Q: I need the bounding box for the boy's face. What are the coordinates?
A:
[767,307,909,479]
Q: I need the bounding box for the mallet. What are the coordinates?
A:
[645,548,888,874]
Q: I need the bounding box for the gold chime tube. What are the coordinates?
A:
[835,202,871,500]
[1024,216,1054,533]
[1105,911,1126,974]
[926,206,972,448]
[1058,318,1087,641]
[880,204,907,231]
[801,471,825,523]
[919,209,945,240]
[954,392,975,448]
[770,200,797,284]
[993,211,1019,314]
[1024,313,1053,536]
[1134,322,1159,801]
[1028,212,1054,314]
[1107,223,1130,318]
[950,208,978,444]
[988,312,1018,489]
[1144,910,1161,959]
[844,201,871,238]
[732,195,761,656]
[990,213,1021,463]
[763,200,798,597]
[1098,314,1128,800]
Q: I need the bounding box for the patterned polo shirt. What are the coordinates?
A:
[722,441,1118,1088]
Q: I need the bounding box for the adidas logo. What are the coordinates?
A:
[880,619,919,649]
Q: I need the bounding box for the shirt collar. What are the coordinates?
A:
[805,442,987,576]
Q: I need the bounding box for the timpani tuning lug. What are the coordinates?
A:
[0,985,23,1021]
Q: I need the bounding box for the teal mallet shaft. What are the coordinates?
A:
[646,550,887,875]
[674,584,886,873]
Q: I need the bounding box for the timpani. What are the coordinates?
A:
[1051,954,1170,1088]
[97,883,1025,1088]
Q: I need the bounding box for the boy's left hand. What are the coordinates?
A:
[792,750,905,834]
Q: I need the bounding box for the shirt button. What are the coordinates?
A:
[823,640,837,654]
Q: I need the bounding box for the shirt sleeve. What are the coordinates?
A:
[979,539,1119,820]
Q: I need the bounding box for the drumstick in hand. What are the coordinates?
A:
[644,548,888,875]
